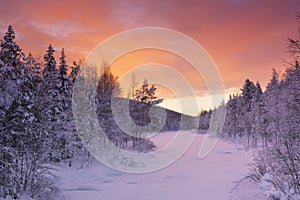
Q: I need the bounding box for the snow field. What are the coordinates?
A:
[58,131,255,200]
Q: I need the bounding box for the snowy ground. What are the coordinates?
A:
[57,131,265,200]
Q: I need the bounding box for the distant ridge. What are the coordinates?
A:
[97,97,199,133]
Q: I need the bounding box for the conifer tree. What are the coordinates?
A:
[69,61,80,84]
[134,78,163,106]
[0,25,25,197]
[255,81,263,101]
[39,45,61,161]
[56,48,82,166]
[0,26,56,199]
[240,79,256,145]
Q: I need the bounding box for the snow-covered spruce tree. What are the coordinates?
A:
[0,25,23,123]
[263,69,281,147]
[240,79,257,146]
[25,52,43,93]
[255,81,263,101]
[39,44,59,162]
[26,52,42,77]
[0,26,58,199]
[55,48,82,166]
[0,24,24,198]
[69,61,81,84]
[248,81,263,148]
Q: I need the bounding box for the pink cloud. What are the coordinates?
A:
[0,0,299,95]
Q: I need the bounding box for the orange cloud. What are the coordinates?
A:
[0,0,299,108]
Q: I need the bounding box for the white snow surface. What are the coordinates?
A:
[57,131,261,200]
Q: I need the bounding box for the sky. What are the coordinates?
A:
[0,0,299,115]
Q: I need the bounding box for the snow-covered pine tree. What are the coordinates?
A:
[56,49,83,166]
[248,81,263,148]
[263,69,280,147]
[0,26,57,199]
[240,79,257,146]
[69,61,80,84]
[0,25,23,121]
[241,79,256,110]
[55,48,73,163]
[39,44,60,162]
[0,25,25,198]
[25,52,43,91]
[255,81,263,101]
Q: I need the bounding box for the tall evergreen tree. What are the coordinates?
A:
[263,69,280,146]
[255,81,263,101]
[69,61,80,84]
[39,45,60,161]
[0,25,24,197]
[56,48,82,166]
[42,45,57,83]
[240,79,257,145]
[0,26,57,199]
[241,79,256,108]
[25,53,42,90]
[0,25,23,118]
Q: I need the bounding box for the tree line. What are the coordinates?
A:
[218,15,300,198]
[0,25,174,199]
[0,25,86,198]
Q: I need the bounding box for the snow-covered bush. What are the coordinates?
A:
[250,138,300,199]
[250,149,273,183]
[134,138,157,153]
